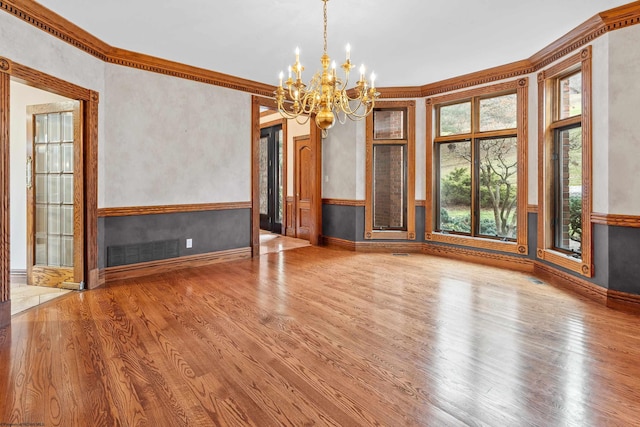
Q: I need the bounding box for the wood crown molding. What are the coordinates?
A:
[2,1,640,99]
[591,212,640,228]
[98,202,252,218]
[0,0,275,96]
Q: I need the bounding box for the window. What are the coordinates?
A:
[365,101,415,240]
[538,48,592,276]
[426,80,528,254]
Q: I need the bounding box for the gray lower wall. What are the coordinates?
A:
[608,225,640,294]
[322,205,425,243]
[99,208,251,269]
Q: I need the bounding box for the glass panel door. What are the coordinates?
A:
[27,101,83,288]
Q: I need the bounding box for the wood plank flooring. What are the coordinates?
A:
[1,246,640,426]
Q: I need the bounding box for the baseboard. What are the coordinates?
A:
[0,300,10,329]
[534,262,608,305]
[322,236,356,251]
[9,269,26,280]
[103,247,252,283]
[606,289,640,314]
[355,241,423,253]
[423,243,534,272]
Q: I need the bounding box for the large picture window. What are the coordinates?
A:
[426,80,528,254]
[366,101,415,240]
[538,48,592,276]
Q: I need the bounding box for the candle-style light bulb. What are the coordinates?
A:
[288,66,292,79]
[370,72,376,89]
[359,64,366,80]
[346,43,351,61]
[295,47,300,62]
[279,71,284,87]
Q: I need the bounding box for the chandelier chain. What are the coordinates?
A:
[323,0,328,54]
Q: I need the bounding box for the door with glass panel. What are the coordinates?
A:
[26,101,84,288]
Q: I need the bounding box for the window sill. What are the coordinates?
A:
[426,232,527,255]
[536,248,592,276]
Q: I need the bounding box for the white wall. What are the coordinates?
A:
[607,25,640,215]
[9,82,70,270]
[0,11,107,207]
[103,64,252,207]
[592,34,610,214]
[322,118,360,200]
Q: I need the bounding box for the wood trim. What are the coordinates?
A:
[606,289,640,313]
[365,100,416,241]
[537,48,593,277]
[355,241,423,253]
[260,118,285,130]
[0,0,275,96]
[322,199,365,207]
[251,97,264,255]
[0,70,8,304]
[97,202,252,217]
[322,236,356,251]
[427,233,524,254]
[527,205,538,213]
[421,60,534,98]
[425,98,434,242]
[415,200,426,208]
[0,300,9,329]
[534,262,607,305]
[85,91,99,288]
[423,243,534,272]
[103,247,251,283]
[2,57,99,294]
[2,0,640,101]
[591,213,640,227]
[425,79,528,256]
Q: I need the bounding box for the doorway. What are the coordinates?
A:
[259,124,283,234]
[0,56,99,325]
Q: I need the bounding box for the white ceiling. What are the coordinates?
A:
[36,0,631,88]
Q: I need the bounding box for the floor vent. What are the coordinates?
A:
[107,239,180,267]
[528,277,545,285]
[392,253,410,256]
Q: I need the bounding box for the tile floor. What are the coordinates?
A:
[10,275,72,316]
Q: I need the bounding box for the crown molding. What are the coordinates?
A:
[0,0,275,96]
[2,1,640,99]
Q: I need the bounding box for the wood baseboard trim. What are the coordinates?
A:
[322,236,356,251]
[534,262,607,305]
[355,241,423,253]
[606,289,640,314]
[0,300,10,329]
[423,243,534,272]
[103,247,251,283]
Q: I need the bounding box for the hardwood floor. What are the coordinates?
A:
[1,246,639,426]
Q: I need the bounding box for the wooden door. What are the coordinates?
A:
[26,101,84,288]
[295,136,312,241]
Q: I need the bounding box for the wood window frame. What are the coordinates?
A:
[537,47,593,277]
[426,79,529,255]
[365,100,416,240]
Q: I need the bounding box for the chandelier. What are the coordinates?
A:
[275,0,379,133]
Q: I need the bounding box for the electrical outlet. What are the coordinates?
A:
[186,238,193,249]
